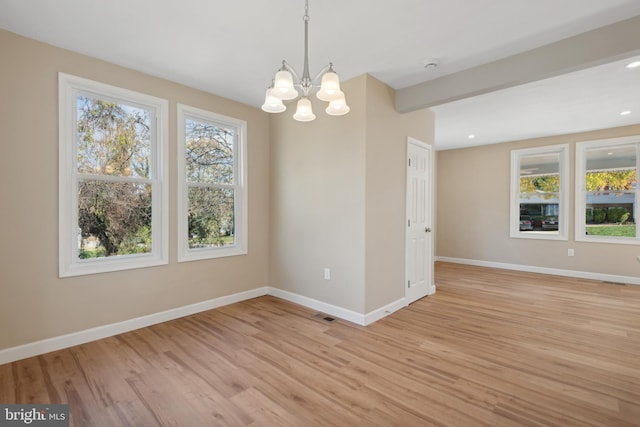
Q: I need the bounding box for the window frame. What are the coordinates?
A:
[510,144,569,240]
[177,104,248,262]
[58,73,169,277]
[575,135,639,245]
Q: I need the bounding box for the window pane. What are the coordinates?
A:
[185,119,234,184]
[188,187,235,248]
[76,95,151,178]
[584,144,637,238]
[177,104,246,263]
[78,180,152,258]
[519,152,560,232]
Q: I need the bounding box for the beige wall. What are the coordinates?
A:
[436,124,640,278]
[364,76,434,312]
[269,74,434,315]
[0,30,270,350]
[269,76,368,313]
[0,29,434,351]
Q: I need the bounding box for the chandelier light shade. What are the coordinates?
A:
[261,0,349,122]
[316,69,341,101]
[274,70,298,100]
[293,97,316,122]
[326,92,350,116]
[261,86,287,113]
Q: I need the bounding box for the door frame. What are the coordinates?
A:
[405,137,436,304]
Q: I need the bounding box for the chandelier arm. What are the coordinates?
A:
[281,60,301,82]
[310,63,334,83]
[280,61,315,94]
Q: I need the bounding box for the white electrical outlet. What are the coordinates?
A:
[324,268,331,280]
[568,248,574,257]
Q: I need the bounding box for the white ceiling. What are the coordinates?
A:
[432,56,640,150]
[1,0,640,150]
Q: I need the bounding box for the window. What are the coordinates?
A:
[59,74,168,277]
[177,104,247,262]
[576,136,638,244]
[510,144,569,240]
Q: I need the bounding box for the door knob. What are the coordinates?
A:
[425,227,431,232]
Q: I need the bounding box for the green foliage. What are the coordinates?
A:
[607,207,630,224]
[77,97,150,177]
[184,119,236,249]
[586,169,636,193]
[519,175,559,199]
[592,208,607,224]
[586,224,636,237]
[76,96,153,258]
[187,187,234,248]
[79,248,107,259]
[118,225,152,254]
[76,99,238,257]
[78,181,152,256]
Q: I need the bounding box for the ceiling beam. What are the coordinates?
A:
[395,15,640,113]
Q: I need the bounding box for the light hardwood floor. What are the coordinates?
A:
[2,262,640,426]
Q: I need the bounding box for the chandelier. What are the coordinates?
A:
[261,0,350,122]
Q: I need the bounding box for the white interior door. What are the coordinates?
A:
[405,138,434,304]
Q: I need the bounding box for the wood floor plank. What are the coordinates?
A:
[2,262,640,426]
[229,387,302,427]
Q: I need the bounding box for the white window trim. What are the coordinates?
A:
[177,104,248,262]
[510,144,569,240]
[58,73,169,277]
[575,135,639,245]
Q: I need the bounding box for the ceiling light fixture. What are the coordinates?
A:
[626,61,640,69]
[261,0,349,122]
[423,58,440,70]
[620,110,632,116]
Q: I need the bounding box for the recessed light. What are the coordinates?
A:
[620,111,632,116]
[627,61,640,69]
[607,152,614,156]
[468,134,476,139]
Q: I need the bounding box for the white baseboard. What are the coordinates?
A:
[363,298,407,325]
[0,285,406,365]
[436,256,640,285]
[0,287,269,365]
[7,258,628,365]
[268,288,407,326]
[267,287,368,325]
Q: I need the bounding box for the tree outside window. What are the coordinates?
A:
[510,145,569,240]
[577,138,638,242]
[59,73,168,277]
[76,97,153,258]
[177,105,247,262]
